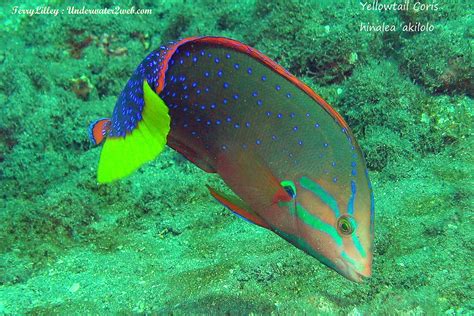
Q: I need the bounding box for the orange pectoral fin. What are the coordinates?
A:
[207,185,271,230]
[272,186,293,204]
[216,150,291,212]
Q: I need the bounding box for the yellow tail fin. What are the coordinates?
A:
[97,80,171,183]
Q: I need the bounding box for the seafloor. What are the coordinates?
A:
[0,0,473,314]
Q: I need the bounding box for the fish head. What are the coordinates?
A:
[278,174,374,282]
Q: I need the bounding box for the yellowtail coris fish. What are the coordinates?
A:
[89,36,375,282]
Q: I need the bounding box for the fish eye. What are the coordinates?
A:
[337,215,354,236]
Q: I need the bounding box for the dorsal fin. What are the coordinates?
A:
[88,118,111,145]
[157,36,349,130]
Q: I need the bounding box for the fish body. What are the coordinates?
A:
[89,37,374,282]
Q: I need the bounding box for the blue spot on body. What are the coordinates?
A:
[261,75,267,81]
[223,82,229,88]
[192,57,198,63]
[215,57,220,63]
[233,94,239,100]
[315,123,320,128]
[257,100,263,106]
[234,63,239,69]
[293,126,298,131]
[226,53,231,59]
[247,68,252,74]
[226,116,232,122]
[256,139,261,145]
[287,93,292,98]
[276,85,281,91]
[277,113,283,119]
[234,123,240,128]
[252,91,258,97]
[216,119,222,125]
[245,122,251,128]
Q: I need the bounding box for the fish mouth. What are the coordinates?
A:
[339,260,372,283]
[347,269,370,283]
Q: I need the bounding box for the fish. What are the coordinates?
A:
[88,36,375,282]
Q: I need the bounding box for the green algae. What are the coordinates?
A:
[243,0,383,84]
[400,17,473,96]
[0,0,473,314]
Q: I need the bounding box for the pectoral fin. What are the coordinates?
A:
[207,185,271,229]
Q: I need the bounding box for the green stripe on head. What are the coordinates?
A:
[295,203,342,246]
[352,233,367,258]
[300,176,340,217]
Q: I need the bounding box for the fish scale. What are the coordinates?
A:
[162,43,354,187]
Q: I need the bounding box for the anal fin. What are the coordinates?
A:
[207,185,271,230]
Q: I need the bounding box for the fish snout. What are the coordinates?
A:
[334,257,372,282]
[347,263,372,282]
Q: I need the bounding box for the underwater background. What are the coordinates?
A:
[0,0,472,314]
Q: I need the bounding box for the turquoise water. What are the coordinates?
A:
[0,0,472,314]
